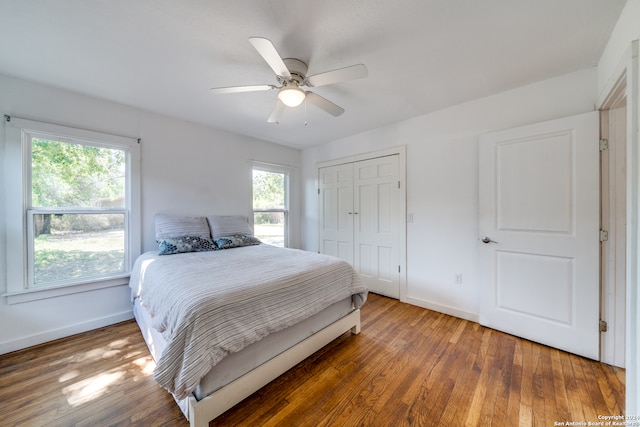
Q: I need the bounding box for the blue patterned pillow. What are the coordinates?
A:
[215,234,261,250]
[157,236,218,255]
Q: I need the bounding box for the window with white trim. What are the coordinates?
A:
[252,165,289,247]
[4,118,140,302]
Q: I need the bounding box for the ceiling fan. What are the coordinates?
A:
[210,37,368,123]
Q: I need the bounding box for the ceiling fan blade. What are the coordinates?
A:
[267,100,286,123]
[210,84,276,94]
[306,64,368,87]
[249,37,292,79]
[305,92,345,117]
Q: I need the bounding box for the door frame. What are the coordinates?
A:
[599,77,627,368]
[596,39,639,414]
[316,146,407,301]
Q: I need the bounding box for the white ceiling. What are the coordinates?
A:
[0,0,626,149]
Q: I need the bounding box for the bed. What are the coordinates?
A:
[129,214,367,427]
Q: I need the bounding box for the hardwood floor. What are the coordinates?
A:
[0,293,625,426]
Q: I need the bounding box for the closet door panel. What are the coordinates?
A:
[318,163,354,264]
[354,155,400,298]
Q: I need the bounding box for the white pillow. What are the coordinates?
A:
[207,215,252,239]
[155,214,211,240]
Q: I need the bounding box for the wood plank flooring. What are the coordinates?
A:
[0,293,625,426]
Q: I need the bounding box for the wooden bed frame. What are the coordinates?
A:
[185,309,361,427]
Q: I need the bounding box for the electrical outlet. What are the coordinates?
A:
[454,273,463,285]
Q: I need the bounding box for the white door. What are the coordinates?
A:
[318,163,354,264]
[354,155,401,298]
[478,111,600,360]
[318,155,402,299]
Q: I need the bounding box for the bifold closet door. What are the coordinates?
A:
[318,155,401,299]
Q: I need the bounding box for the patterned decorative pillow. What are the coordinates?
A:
[207,215,253,239]
[157,236,218,255]
[215,234,261,250]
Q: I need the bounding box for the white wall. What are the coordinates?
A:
[301,68,598,321]
[598,0,640,94]
[597,0,640,414]
[137,112,301,252]
[0,73,300,354]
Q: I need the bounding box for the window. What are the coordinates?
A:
[4,118,140,302]
[252,165,289,247]
[28,137,127,287]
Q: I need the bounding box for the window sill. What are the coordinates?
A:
[2,275,130,304]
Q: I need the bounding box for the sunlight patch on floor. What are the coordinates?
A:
[58,369,80,383]
[133,357,155,376]
[77,337,131,362]
[62,371,124,406]
[108,338,130,348]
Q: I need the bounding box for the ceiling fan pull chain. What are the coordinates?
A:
[304,98,308,126]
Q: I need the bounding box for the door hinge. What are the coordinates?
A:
[599,320,608,332]
[398,181,401,189]
[600,229,609,242]
[398,265,401,273]
[599,138,609,151]
[317,188,320,195]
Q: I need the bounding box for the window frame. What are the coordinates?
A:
[3,117,140,304]
[251,162,290,248]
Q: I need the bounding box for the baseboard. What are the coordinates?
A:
[402,296,479,323]
[0,310,133,355]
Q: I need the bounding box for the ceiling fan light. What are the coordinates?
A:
[278,87,306,107]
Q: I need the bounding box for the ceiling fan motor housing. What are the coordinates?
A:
[278,58,308,86]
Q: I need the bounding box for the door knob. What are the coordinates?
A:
[481,236,498,244]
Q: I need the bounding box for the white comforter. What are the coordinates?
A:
[129,244,367,400]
